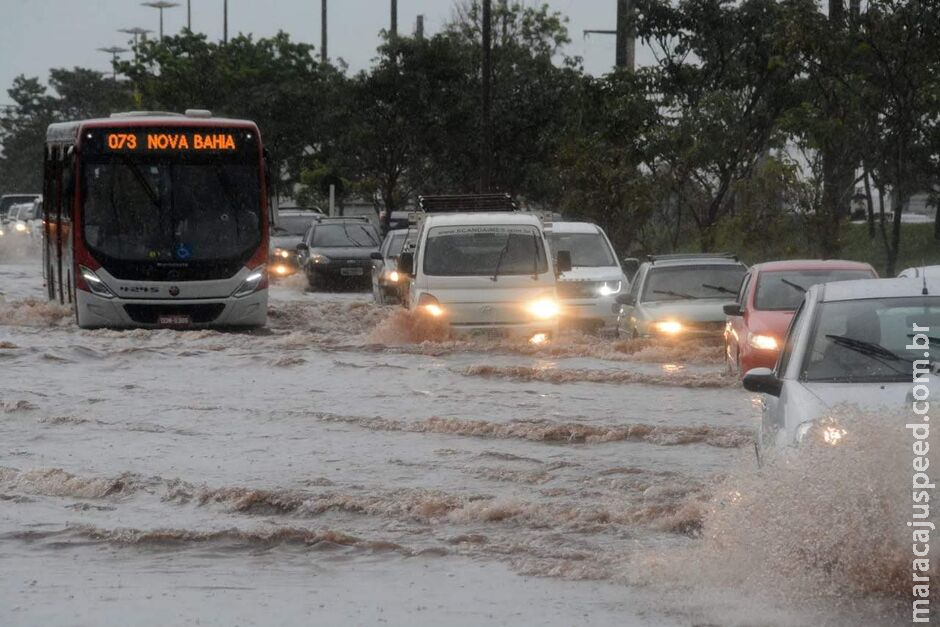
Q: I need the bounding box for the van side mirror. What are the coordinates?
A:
[370,251,383,261]
[616,293,635,306]
[620,257,639,280]
[556,250,572,274]
[724,303,743,316]
[398,251,414,276]
[742,367,783,397]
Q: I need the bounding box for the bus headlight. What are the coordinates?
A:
[597,281,622,297]
[233,266,266,298]
[748,333,778,351]
[652,320,683,335]
[79,265,116,299]
[526,297,560,320]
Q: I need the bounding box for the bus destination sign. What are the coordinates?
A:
[104,131,239,152]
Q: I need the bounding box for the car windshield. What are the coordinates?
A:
[423,224,548,277]
[274,215,315,236]
[802,297,940,383]
[642,265,746,302]
[312,223,379,247]
[385,232,407,258]
[1,196,37,218]
[548,232,615,267]
[82,158,261,262]
[755,269,874,310]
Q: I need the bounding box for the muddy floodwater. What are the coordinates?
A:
[0,246,921,625]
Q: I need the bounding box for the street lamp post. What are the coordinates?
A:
[142,1,180,41]
[97,46,130,79]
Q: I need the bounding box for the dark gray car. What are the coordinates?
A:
[297,217,381,291]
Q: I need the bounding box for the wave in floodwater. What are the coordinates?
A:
[0,298,72,327]
[636,408,939,621]
[314,413,752,448]
[0,466,137,498]
[461,364,737,389]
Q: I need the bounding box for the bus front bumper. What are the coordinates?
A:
[75,288,268,329]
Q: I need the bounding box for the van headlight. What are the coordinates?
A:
[232,266,267,298]
[652,320,684,335]
[526,297,560,320]
[417,293,445,317]
[597,281,622,296]
[79,265,116,299]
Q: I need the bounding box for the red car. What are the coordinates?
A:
[724,259,878,375]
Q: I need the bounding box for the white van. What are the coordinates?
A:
[399,211,570,342]
[545,222,627,332]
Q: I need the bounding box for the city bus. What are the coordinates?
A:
[43,110,270,328]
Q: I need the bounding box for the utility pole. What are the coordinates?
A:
[415,15,424,40]
[583,0,636,71]
[223,0,228,43]
[97,46,129,80]
[480,0,493,192]
[321,0,328,62]
[390,0,398,39]
[142,2,179,41]
[187,0,191,30]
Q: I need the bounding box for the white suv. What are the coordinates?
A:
[546,222,627,333]
[399,211,570,342]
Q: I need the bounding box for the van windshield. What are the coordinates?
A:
[423,224,548,277]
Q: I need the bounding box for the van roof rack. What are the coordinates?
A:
[418,193,516,213]
[647,253,738,264]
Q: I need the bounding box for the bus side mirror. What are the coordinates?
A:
[398,252,414,276]
[556,250,572,274]
[724,303,743,316]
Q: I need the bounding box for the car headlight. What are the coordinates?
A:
[15,222,27,232]
[79,265,116,299]
[526,297,560,320]
[417,293,445,317]
[796,419,848,446]
[232,266,267,298]
[0,228,5,236]
[274,248,291,259]
[386,270,401,283]
[652,320,684,335]
[748,333,778,351]
[310,253,330,264]
[597,281,622,297]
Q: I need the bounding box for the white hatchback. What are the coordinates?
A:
[744,277,940,450]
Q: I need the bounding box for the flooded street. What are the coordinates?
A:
[0,251,914,626]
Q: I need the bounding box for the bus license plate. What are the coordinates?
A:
[158,315,191,326]
[340,267,364,276]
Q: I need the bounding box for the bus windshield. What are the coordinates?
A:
[82,157,261,262]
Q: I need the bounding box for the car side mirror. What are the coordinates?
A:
[723,303,743,316]
[296,242,309,252]
[616,293,635,306]
[370,251,383,260]
[556,250,572,274]
[742,367,782,397]
[398,252,414,276]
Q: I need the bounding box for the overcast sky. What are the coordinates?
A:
[0,0,655,105]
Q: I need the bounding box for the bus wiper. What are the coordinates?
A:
[652,289,697,300]
[825,334,909,373]
[702,283,736,295]
[118,155,160,209]
[491,236,512,282]
[781,278,807,293]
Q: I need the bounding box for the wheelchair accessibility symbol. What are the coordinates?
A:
[175,243,192,260]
